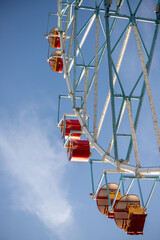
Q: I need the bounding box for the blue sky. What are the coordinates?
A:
[0,0,160,240]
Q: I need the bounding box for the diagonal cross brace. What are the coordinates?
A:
[133,23,160,154]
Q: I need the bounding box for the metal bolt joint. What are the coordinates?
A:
[130,14,136,25]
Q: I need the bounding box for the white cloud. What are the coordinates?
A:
[0,109,73,236]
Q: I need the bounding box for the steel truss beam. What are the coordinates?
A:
[47,0,160,180]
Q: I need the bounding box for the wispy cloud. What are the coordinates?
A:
[0,108,73,236]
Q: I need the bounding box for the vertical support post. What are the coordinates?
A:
[46,13,51,59]
[121,177,125,195]
[137,178,144,208]
[63,115,66,146]
[104,0,118,161]
[104,172,111,207]
[64,5,71,49]
[46,13,50,36]
[84,67,88,125]
[47,38,51,60]
[90,160,95,195]
[60,32,73,93]
[93,11,99,142]
[57,95,61,124]
[58,0,62,30]
[73,1,78,108]
[126,98,141,168]
[67,14,75,72]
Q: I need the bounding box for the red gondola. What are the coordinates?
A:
[61,119,82,139]
[67,139,90,162]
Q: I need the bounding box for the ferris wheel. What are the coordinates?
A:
[45,0,160,235]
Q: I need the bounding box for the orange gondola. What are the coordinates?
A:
[96,184,122,218]
[114,194,147,235]
[49,51,63,72]
[48,28,61,49]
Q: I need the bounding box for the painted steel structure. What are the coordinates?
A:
[46,0,160,227]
